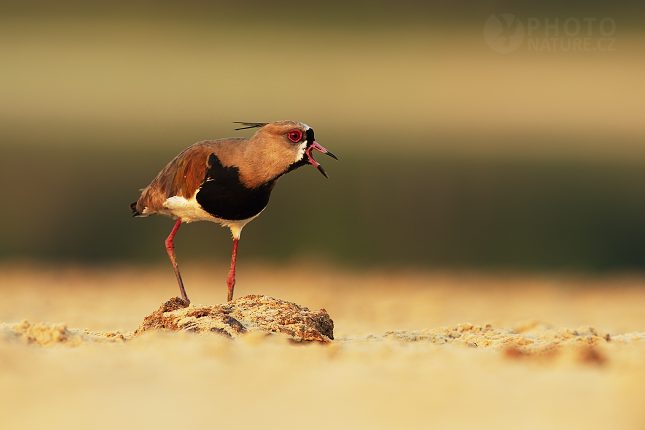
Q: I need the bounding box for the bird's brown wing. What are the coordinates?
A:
[133,143,213,215]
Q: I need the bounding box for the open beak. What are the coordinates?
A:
[305,141,339,178]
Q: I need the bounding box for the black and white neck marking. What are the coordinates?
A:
[287,127,316,173]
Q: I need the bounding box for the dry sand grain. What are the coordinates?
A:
[1,263,645,430]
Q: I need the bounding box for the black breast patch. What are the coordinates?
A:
[196,153,276,221]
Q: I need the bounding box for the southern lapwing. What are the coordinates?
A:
[130,121,337,303]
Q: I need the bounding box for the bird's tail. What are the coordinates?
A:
[130,201,142,217]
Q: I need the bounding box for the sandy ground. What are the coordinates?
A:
[1,262,645,430]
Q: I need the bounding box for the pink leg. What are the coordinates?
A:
[226,238,239,302]
[165,218,190,303]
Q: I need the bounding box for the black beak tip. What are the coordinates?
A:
[326,150,339,161]
[317,164,329,178]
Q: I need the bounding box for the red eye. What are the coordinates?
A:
[287,129,303,143]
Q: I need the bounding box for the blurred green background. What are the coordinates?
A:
[1,1,644,271]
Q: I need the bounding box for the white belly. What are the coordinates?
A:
[159,195,260,239]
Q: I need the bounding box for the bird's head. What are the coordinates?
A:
[234,121,338,178]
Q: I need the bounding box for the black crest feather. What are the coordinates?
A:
[233,122,269,131]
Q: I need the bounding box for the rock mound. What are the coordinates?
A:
[134,295,334,343]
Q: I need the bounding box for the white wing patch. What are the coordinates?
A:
[162,195,218,223]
